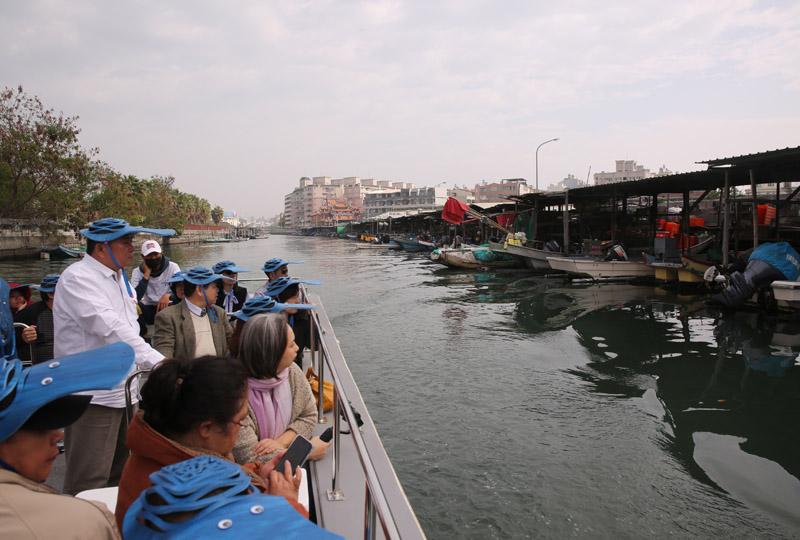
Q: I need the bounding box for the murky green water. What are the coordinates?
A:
[4,236,800,538]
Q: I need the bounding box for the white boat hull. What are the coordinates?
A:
[546,257,654,279]
[492,242,553,270]
[771,281,800,309]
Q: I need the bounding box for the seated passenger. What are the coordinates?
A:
[0,277,135,539]
[14,274,59,364]
[211,260,249,315]
[254,258,302,295]
[9,283,31,315]
[153,267,232,359]
[123,456,339,539]
[228,295,315,358]
[166,271,185,306]
[233,314,329,465]
[130,240,181,327]
[115,355,308,527]
[263,277,319,367]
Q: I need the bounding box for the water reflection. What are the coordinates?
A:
[561,294,800,529]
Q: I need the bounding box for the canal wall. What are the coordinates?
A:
[164,224,231,245]
[0,220,79,260]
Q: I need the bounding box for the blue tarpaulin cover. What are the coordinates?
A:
[748,242,800,281]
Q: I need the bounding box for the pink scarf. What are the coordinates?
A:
[247,369,292,440]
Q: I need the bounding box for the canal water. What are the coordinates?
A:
[3,236,800,538]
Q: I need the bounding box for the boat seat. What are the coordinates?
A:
[76,487,118,512]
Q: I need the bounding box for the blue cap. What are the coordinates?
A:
[263,277,321,299]
[168,272,186,284]
[231,296,315,322]
[37,274,60,293]
[262,258,303,274]
[212,260,249,274]
[80,218,176,242]
[182,267,225,286]
[123,456,341,539]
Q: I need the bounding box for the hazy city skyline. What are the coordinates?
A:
[2,1,798,216]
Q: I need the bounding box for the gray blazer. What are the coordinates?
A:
[153,300,232,359]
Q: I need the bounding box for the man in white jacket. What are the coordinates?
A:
[53,217,175,495]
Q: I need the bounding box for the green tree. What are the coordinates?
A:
[0,86,97,228]
[211,205,224,224]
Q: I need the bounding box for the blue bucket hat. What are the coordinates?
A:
[262,258,303,274]
[212,260,249,275]
[37,274,60,294]
[167,271,186,284]
[263,276,321,299]
[231,296,315,322]
[183,267,225,286]
[0,341,135,442]
[123,456,340,539]
[80,217,176,242]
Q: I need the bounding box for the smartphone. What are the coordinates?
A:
[274,435,313,475]
[319,427,333,443]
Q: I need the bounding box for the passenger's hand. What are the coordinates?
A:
[21,326,37,343]
[256,451,284,487]
[156,293,171,312]
[308,436,330,461]
[142,265,151,279]
[268,460,302,502]
[254,438,285,457]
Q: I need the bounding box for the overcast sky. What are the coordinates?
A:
[2,0,799,217]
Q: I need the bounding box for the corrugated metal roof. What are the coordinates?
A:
[697,146,800,167]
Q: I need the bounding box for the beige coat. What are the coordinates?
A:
[153,300,232,359]
[0,469,120,539]
[232,364,317,464]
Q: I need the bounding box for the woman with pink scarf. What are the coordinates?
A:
[232,313,330,464]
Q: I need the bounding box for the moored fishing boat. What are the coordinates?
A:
[394,238,428,252]
[431,246,522,269]
[41,244,84,259]
[679,255,712,283]
[546,256,654,280]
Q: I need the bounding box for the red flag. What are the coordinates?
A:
[495,212,517,228]
[442,197,469,225]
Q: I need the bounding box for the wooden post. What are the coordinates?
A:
[775,181,781,241]
[532,199,539,243]
[650,194,658,238]
[562,190,570,254]
[750,169,758,248]
[722,171,730,266]
[621,195,627,241]
[611,192,617,242]
[682,190,690,254]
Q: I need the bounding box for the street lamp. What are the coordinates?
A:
[535,137,560,191]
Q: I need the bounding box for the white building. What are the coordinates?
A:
[363,186,449,218]
[593,161,673,186]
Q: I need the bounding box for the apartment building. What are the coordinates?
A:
[363,186,449,218]
[473,178,533,202]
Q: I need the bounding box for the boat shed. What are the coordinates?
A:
[509,146,800,263]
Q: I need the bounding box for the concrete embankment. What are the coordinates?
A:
[0,220,79,259]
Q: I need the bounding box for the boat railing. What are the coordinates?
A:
[12,322,34,367]
[124,368,151,423]
[302,288,426,540]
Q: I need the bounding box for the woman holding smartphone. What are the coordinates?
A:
[233,313,329,465]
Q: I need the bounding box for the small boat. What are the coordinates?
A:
[489,240,553,270]
[679,255,712,284]
[431,247,521,269]
[394,238,428,252]
[41,244,84,259]
[546,256,654,280]
[345,233,358,240]
[353,243,388,249]
[771,281,800,310]
[386,240,401,250]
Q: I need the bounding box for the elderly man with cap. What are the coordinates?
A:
[53,217,175,495]
[14,274,60,365]
[0,277,136,539]
[211,260,248,316]
[153,267,232,360]
[130,240,181,328]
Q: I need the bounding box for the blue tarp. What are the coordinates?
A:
[748,242,800,281]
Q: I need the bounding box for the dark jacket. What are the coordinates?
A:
[13,301,54,364]
[215,284,248,313]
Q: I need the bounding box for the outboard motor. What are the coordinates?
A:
[544,240,560,252]
[604,243,628,262]
[710,242,800,308]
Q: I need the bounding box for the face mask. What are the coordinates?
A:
[145,258,161,270]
